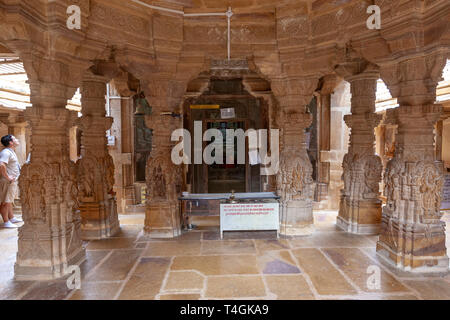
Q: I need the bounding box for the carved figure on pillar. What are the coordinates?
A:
[272,78,318,236]
[77,73,119,240]
[376,53,449,273]
[15,94,85,280]
[335,58,383,235]
[143,80,186,238]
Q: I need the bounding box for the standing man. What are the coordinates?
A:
[0,135,22,228]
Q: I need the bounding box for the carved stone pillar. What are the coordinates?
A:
[377,54,449,273]
[143,80,184,238]
[273,78,318,236]
[15,82,85,280]
[335,63,383,234]
[316,75,341,204]
[436,119,444,161]
[77,73,119,240]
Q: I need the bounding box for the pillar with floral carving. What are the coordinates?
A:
[335,62,383,234]
[272,78,318,236]
[15,60,85,280]
[78,73,120,240]
[143,80,185,238]
[377,53,449,273]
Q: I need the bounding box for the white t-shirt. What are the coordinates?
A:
[0,148,20,179]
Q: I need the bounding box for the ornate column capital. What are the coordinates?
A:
[0,112,25,127]
[317,74,342,96]
[379,51,447,106]
[334,58,379,82]
[21,55,89,109]
[271,77,319,111]
[82,72,110,85]
[81,72,108,117]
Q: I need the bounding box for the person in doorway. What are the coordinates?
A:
[0,135,22,228]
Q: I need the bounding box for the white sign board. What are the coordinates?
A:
[220,202,279,238]
[221,108,235,119]
[107,135,116,146]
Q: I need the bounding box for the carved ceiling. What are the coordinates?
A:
[0,0,448,92]
[143,0,356,12]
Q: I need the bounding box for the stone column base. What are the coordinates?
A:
[337,196,381,235]
[15,248,86,281]
[280,200,314,236]
[144,202,181,238]
[376,242,449,275]
[14,224,86,281]
[376,218,449,274]
[336,216,381,235]
[80,200,120,240]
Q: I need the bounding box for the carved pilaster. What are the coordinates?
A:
[78,73,119,240]
[142,80,185,238]
[335,63,383,235]
[15,102,84,280]
[377,54,449,274]
[272,77,318,236]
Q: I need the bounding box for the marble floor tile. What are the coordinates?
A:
[69,282,122,300]
[292,248,357,295]
[0,280,36,300]
[144,241,202,257]
[265,275,314,300]
[322,247,410,293]
[86,238,137,250]
[159,293,201,300]
[118,257,171,300]
[222,231,278,240]
[356,294,419,300]
[111,225,143,239]
[137,231,202,242]
[205,276,266,298]
[254,239,291,252]
[257,251,300,275]
[201,240,256,255]
[85,249,142,282]
[171,255,259,276]
[163,271,204,291]
[117,214,145,225]
[289,232,375,248]
[403,279,450,300]
[21,281,73,300]
[202,231,221,241]
[79,250,111,280]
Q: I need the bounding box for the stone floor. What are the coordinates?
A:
[1,211,450,300]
